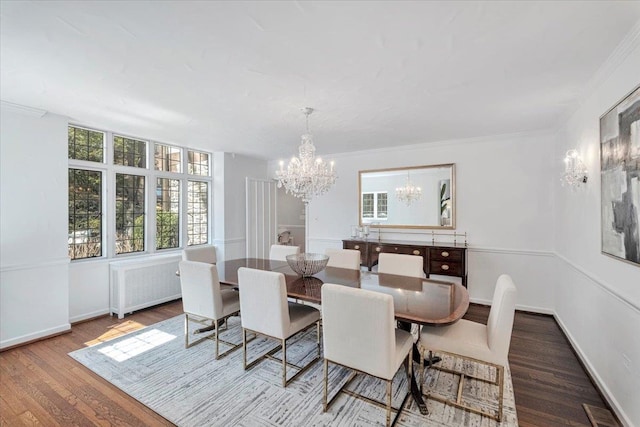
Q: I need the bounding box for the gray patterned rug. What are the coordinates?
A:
[69,315,518,426]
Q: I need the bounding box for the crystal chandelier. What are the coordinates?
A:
[276,107,337,204]
[396,171,422,206]
[561,149,588,189]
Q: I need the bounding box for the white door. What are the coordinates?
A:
[245,178,277,258]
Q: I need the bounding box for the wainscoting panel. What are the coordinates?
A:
[1,259,70,349]
[555,255,639,427]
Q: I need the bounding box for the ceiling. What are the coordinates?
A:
[1,1,639,160]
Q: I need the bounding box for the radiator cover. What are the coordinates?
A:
[110,255,181,319]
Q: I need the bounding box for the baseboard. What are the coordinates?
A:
[554,314,631,427]
[469,297,554,315]
[70,309,111,324]
[0,323,71,351]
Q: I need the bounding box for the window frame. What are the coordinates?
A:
[68,124,213,262]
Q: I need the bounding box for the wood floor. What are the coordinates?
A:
[0,302,612,427]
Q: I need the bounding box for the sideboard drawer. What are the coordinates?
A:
[344,241,362,251]
[375,244,426,258]
[429,247,463,262]
[429,260,463,276]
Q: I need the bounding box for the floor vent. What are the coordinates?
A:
[583,404,620,427]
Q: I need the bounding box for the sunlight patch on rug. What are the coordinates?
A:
[97,329,176,362]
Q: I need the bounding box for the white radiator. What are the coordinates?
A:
[109,254,181,319]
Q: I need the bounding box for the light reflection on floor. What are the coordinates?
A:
[84,320,148,347]
[97,329,176,362]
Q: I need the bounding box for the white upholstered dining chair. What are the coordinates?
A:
[377,253,424,278]
[178,260,242,359]
[325,248,361,270]
[182,244,217,264]
[269,244,300,261]
[321,283,413,427]
[237,267,321,387]
[419,274,517,421]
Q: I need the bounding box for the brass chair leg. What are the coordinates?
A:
[282,338,287,387]
[323,358,329,412]
[386,379,392,427]
[214,318,219,358]
[184,313,189,348]
[242,328,247,369]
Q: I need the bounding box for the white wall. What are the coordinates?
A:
[273,131,557,312]
[553,33,640,426]
[1,104,70,348]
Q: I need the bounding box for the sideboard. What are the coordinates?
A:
[343,239,468,287]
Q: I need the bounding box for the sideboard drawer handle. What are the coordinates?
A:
[441,264,450,271]
[394,247,398,251]
[376,247,381,252]
[441,251,449,257]
[354,245,360,250]
[412,250,420,255]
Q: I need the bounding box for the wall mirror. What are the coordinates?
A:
[358,164,455,229]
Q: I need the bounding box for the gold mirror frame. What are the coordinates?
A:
[358,163,455,229]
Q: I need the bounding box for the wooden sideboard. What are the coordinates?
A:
[343,239,468,287]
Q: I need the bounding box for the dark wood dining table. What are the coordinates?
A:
[216,258,470,414]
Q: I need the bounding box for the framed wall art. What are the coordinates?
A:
[600,84,640,266]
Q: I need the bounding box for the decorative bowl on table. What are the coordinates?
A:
[286,253,329,277]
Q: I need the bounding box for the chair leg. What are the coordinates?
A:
[184,314,189,348]
[242,328,247,370]
[282,338,287,388]
[323,358,329,412]
[214,319,219,358]
[497,364,504,422]
[386,379,392,427]
[316,321,321,358]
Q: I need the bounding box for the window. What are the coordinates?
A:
[68,124,212,259]
[114,135,146,168]
[68,169,102,259]
[115,174,146,254]
[188,181,208,245]
[188,150,209,176]
[362,192,388,220]
[156,178,180,250]
[68,126,104,163]
[155,143,181,173]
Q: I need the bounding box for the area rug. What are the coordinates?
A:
[69,315,518,426]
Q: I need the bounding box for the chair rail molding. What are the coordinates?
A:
[555,253,639,313]
[1,257,70,272]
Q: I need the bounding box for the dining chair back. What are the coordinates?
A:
[377,253,424,278]
[178,260,241,358]
[418,274,517,421]
[269,244,300,261]
[325,248,361,270]
[237,267,321,387]
[321,283,413,426]
[487,274,518,365]
[182,244,217,264]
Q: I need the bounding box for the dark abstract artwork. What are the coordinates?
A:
[600,85,640,266]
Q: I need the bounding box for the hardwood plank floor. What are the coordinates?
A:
[0,302,612,426]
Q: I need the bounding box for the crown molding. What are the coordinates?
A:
[0,100,47,118]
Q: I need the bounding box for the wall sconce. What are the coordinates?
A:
[562,149,588,188]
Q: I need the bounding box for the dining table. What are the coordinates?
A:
[216,257,470,414]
